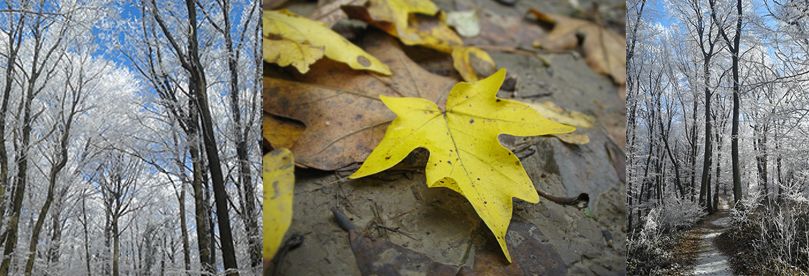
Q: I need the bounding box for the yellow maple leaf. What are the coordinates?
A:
[263,148,295,262]
[349,69,575,262]
[367,0,461,52]
[263,9,391,75]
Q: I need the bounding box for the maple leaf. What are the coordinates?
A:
[529,101,597,145]
[263,9,391,75]
[529,9,626,85]
[263,148,295,261]
[342,0,495,81]
[264,33,454,170]
[343,0,462,52]
[349,69,575,262]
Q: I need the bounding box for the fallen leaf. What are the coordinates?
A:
[263,115,304,150]
[451,46,496,82]
[263,9,391,75]
[528,9,626,85]
[528,101,594,145]
[263,148,295,262]
[349,69,575,262]
[343,0,463,52]
[308,0,367,27]
[264,33,454,170]
[528,101,594,128]
[446,10,480,37]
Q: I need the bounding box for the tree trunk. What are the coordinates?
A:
[0,80,36,275]
[82,195,92,276]
[218,0,261,266]
[727,0,744,204]
[189,125,213,273]
[178,182,191,273]
[113,219,120,276]
[700,62,714,213]
[179,0,239,272]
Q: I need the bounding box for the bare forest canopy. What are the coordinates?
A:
[626,0,809,233]
[0,0,262,275]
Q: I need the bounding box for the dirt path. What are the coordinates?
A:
[675,209,734,276]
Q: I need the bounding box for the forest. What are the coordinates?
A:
[626,0,809,274]
[0,0,262,275]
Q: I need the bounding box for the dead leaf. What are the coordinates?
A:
[349,69,575,261]
[343,0,463,52]
[528,101,594,145]
[263,148,295,262]
[528,8,626,85]
[309,0,367,27]
[263,9,391,75]
[446,10,480,37]
[263,115,304,150]
[528,101,595,128]
[451,46,496,81]
[553,133,590,144]
[264,32,455,170]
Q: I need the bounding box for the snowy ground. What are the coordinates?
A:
[688,211,734,276]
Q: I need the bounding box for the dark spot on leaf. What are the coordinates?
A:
[385,156,391,160]
[357,55,371,67]
[447,160,452,164]
[476,177,480,181]
[469,118,475,124]
[484,201,488,205]
[496,99,501,102]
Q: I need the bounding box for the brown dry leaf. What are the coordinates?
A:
[264,32,455,170]
[528,9,626,85]
[309,0,367,27]
[342,0,463,52]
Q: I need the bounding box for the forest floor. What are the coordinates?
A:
[267,0,627,274]
[673,209,734,276]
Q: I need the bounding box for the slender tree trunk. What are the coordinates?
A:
[113,218,120,276]
[727,0,743,204]
[700,62,714,213]
[179,0,239,272]
[189,126,213,273]
[0,82,36,275]
[178,184,191,273]
[689,100,699,201]
[218,0,261,266]
[82,195,92,276]
[0,10,25,238]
